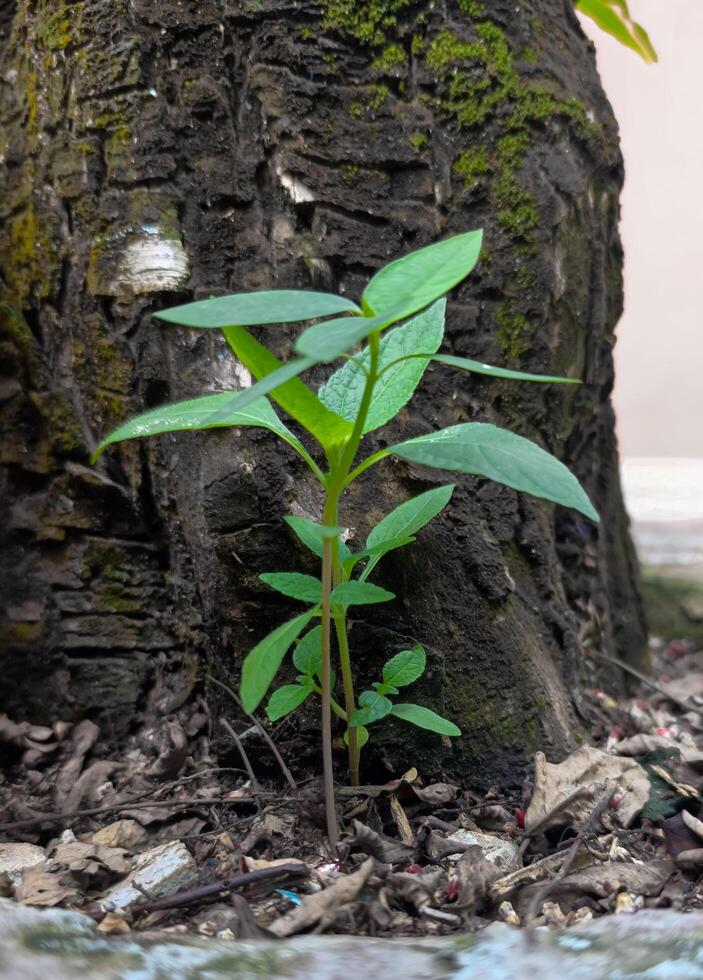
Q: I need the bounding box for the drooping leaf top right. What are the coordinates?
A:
[576,0,657,63]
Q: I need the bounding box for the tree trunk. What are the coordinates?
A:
[0,0,644,786]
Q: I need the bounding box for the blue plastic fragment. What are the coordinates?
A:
[275,888,302,906]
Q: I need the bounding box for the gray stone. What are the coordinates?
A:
[100,841,197,910]
[447,830,519,868]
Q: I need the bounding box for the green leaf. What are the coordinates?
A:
[389,423,598,522]
[224,326,353,450]
[367,485,455,550]
[362,230,483,319]
[154,290,361,328]
[330,581,395,606]
[292,626,322,677]
[259,572,321,604]
[267,682,313,722]
[319,300,446,432]
[430,354,579,384]
[382,646,426,690]
[283,516,352,562]
[92,393,305,462]
[350,690,393,727]
[576,0,657,63]
[344,725,369,749]
[240,609,317,712]
[391,703,461,736]
[295,308,400,363]
[205,356,318,425]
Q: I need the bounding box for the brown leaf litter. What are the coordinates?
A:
[3,636,703,940]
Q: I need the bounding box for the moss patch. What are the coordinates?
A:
[321,0,415,46]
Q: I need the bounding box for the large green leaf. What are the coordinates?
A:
[283,516,352,562]
[92,393,304,462]
[390,423,598,521]
[430,354,579,384]
[391,703,461,736]
[576,0,657,63]
[362,231,483,318]
[224,325,352,450]
[240,609,317,712]
[367,485,455,550]
[382,646,426,690]
[319,301,446,432]
[154,290,361,328]
[259,572,322,604]
[267,682,313,722]
[205,356,317,424]
[330,581,395,606]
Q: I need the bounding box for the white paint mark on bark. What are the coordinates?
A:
[275,163,315,203]
[113,235,189,294]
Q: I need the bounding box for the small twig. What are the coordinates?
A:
[208,674,297,792]
[220,718,261,796]
[0,794,269,833]
[525,780,617,934]
[590,651,700,714]
[130,863,308,915]
[516,785,594,864]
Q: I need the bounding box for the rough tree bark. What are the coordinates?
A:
[0,0,645,786]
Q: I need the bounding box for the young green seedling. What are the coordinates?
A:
[93,230,598,851]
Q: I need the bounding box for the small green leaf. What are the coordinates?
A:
[259,572,322,604]
[391,703,461,736]
[431,354,579,384]
[343,536,415,576]
[267,682,313,721]
[344,725,369,749]
[389,423,598,522]
[350,690,393,726]
[224,326,353,450]
[382,645,426,689]
[92,393,306,462]
[295,308,399,363]
[319,301,446,432]
[293,626,322,677]
[154,290,361,328]
[362,230,483,319]
[240,609,317,713]
[205,356,318,424]
[330,581,395,606]
[283,516,351,561]
[367,485,455,550]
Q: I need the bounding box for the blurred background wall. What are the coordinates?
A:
[580,0,703,459]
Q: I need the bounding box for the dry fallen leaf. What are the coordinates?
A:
[525,748,650,832]
[97,912,131,934]
[51,840,131,876]
[92,819,147,851]
[269,858,376,937]
[16,864,79,907]
[515,859,673,915]
[345,819,417,865]
[449,845,502,913]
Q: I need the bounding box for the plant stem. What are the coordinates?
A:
[320,493,338,854]
[317,328,383,848]
[334,611,360,785]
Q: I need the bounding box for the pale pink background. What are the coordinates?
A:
[579,1,703,457]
